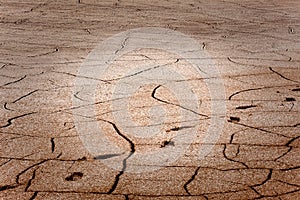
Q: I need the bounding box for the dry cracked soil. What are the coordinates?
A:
[0,0,300,199]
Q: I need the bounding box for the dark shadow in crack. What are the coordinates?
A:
[94,153,124,160]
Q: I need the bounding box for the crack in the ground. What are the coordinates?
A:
[248,169,273,198]
[1,1,299,198]
[16,159,49,185]
[73,91,87,102]
[249,186,262,197]
[103,60,177,82]
[227,57,266,68]
[12,90,39,104]
[286,135,300,146]
[0,154,63,192]
[292,88,300,92]
[54,97,124,114]
[166,125,194,132]
[151,85,208,118]
[1,75,26,87]
[99,119,135,153]
[183,166,200,195]
[104,65,162,82]
[94,153,124,160]
[234,145,240,157]
[269,67,300,83]
[253,169,273,187]
[3,102,13,111]
[223,144,249,168]
[236,105,257,110]
[0,159,12,167]
[251,189,300,199]
[29,191,38,200]
[229,87,265,100]
[0,112,36,128]
[97,119,135,194]
[107,153,133,194]
[50,138,55,153]
[0,184,18,192]
[52,71,110,84]
[114,36,129,55]
[25,169,37,191]
[274,146,293,161]
[228,84,299,100]
[4,90,39,111]
[228,121,292,138]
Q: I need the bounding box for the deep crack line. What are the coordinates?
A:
[50,138,55,153]
[223,144,249,168]
[29,191,38,200]
[236,105,257,110]
[252,169,273,187]
[249,186,262,197]
[12,90,39,104]
[97,119,135,194]
[151,85,208,118]
[227,57,265,68]
[286,135,300,146]
[4,90,39,111]
[229,87,265,100]
[0,184,18,192]
[100,119,135,153]
[108,152,133,194]
[269,67,300,83]
[2,75,26,87]
[184,166,201,195]
[0,159,12,167]
[274,146,292,161]
[229,84,300,100]
[3,102,13,111]
[25,169,37,192]
[16,159,49,184]
[0,112,36,128]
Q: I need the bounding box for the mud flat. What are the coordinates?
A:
[0,0,299,199]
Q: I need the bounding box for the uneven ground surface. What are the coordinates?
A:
[0,0,300,199]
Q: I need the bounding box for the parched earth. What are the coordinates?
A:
[0,0,300,199]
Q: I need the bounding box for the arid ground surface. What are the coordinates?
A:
[0,0,300,199]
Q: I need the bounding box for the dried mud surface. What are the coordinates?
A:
[0,0,300,199]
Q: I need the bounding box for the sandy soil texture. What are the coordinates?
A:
[0,0,300,199]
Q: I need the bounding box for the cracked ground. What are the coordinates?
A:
[0,0,300,199]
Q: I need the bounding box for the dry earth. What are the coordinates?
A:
[0,0,300,199]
